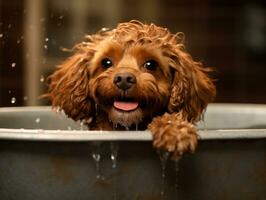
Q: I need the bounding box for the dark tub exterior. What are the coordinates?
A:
[0,104,265,200]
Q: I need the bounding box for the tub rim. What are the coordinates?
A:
[0,128,265,141]
[0,103,266,141]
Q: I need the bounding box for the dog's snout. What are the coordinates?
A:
[113,73,136,90]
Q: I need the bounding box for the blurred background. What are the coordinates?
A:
[0,0,265,107]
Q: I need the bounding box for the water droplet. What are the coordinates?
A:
[110,142,119,169]
[44,44,48,49]
[45,37,49,42]
[8,24,11,29]
[8,90,12,94]
[101,27,108,32]
[59,15,64,19]
[92,152,103,179]
[17,39,21,44]
[55,107,61,113]
[35,118,40,123]
[11,63,16,68]
[158,150,170,200]
[0,34,3,38]
[23,96,28,101]
[67,126,72,130]
[40,75,45,82]
[11,97,16,104]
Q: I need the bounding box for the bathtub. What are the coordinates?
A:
[0,104,265,200]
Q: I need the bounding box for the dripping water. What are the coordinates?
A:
[80,121,84,130]
[80,120,88,130]
[11,97,16,104]
[135,123,138,131]
[110,142,119,169]
[91,142,104,180]
[113,123,118,130]
[35,117,40,124]
[158,150,170,200]
[110,142,119,200]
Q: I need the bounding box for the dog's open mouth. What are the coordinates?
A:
[113,101,139,111]
[107,99,143,128]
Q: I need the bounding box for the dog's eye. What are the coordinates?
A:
[101,58,113,68]
[144,59,158,71]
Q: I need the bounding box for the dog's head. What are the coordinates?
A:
[47,21,215,128]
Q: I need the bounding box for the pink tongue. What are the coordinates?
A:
[113,101,139,111]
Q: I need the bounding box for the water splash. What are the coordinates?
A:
[11,97,16,104]
[158,150,170,200]
[0,33,3,38]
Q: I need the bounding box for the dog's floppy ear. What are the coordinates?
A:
[46,51,93,121]
[46,29,112,122]
[168,49,216,122]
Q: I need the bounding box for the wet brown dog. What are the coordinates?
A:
[46,20,215,158]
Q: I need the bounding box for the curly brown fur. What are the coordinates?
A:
[45,20,216,157]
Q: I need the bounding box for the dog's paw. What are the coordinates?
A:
[148,113,198,159]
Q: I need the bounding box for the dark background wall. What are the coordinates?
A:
[0,0,266,106]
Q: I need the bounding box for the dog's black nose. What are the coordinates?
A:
[113,73,136,90]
